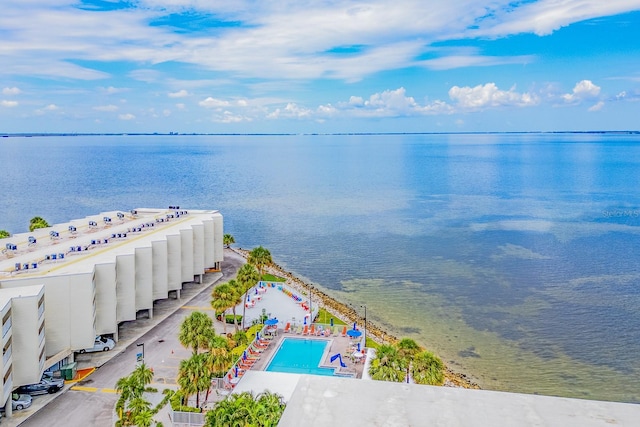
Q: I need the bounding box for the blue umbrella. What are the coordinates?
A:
[243,351,247,360]
[304,317,307,325]
[353,322,357,330]
[330,318,334,326]
[347,329,362,338]
[265,318,278,326]
[234,366,238,377]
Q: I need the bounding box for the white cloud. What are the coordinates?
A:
[119,113,136,120]
[93,104,119,112]
[267,103,313,119]
[422,53,536,71]
[99,86,127,95]
[448,83,539,110]
[588,101,605,112]
[43,104,58,111]
[176,103,186,109]
[212,111,252,123]
[563,80,601,103]
[199,97,230,108]
[1,100,18,107]
[2,87,21,96]
[324,87,453,118]
[168,89,189,98]
[475,0,640,37]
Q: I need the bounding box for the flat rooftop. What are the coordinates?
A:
[0,208,220,278]
[237,373,640,427]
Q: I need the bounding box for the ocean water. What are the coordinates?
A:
[2,133,639,402]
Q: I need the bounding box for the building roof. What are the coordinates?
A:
[0,208,220,278]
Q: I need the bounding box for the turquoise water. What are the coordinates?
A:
[1,133,639,401]
[266,338,336,376]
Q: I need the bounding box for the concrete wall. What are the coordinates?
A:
[94,263,117,337]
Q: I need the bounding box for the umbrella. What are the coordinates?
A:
[357,342,360,352]
[330,318,334,326]
[303,317,307,325]
[265,318,278,326]
[243,351,247,360]
[353,322,357,330]
[347,329,362,338]
[234,366,238,377]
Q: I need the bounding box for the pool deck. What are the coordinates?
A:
[248,328,366,378]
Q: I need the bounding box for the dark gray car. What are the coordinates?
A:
[16,377,63,395]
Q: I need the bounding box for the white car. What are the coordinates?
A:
[79,336,115,353]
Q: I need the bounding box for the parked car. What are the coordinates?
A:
[0,393,33,411]
[79,336,115,353]
[16,375,64,395]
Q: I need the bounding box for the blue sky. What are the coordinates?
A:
[1,0,640,133]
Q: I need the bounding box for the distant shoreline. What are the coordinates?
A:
[2,130,639,138]
[231,247,480,389]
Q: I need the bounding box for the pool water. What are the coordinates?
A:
[266,338,336,376]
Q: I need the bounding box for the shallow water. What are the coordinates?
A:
[2,133,639,402]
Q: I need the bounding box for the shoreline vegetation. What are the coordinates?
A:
[231,247,480,389]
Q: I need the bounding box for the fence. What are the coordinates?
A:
[170,410,206,427]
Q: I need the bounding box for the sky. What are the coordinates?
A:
[1,0,640,134]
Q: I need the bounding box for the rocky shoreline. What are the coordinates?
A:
[232,247,480,389]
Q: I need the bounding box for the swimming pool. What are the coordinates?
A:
[266,338,336,376]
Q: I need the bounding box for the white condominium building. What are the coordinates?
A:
[0,207,223,398]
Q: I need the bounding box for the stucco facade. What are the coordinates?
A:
[0,208,223,390]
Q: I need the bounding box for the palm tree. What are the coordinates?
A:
[223,234,235,248]
[211,281,242,332]
[0,230,10,239]
[203,336,233,401]
[236,263,260,328]
[368,344,406,382]
[248,246,272,278]
[204,391,286,427]
[397,338,421,358]
[211,283,235,334]
[178,354,208,408]
[29,216,50,232]
[411,350,445,386]
[257,391,287,425]
[396,337,422,382]
[179,311,215,355]
[132,363,154,389]
[115,364,154,426]
[133,409,154,427]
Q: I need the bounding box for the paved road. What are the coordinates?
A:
[17,249,245,427]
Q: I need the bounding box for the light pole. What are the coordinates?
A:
[136,343,145,365]
[361,305,367,346]
[308,283,312,323]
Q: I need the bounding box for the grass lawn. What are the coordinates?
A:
[315,308,346,325]
[261,273,286,282]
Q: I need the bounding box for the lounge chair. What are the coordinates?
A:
[309,325,316,335]
[333,326,339,336]
[302,325,309,335]
[324,328,332,337]
[341,326,347,337]
[296,325,303,334]
[283,322,291,333]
